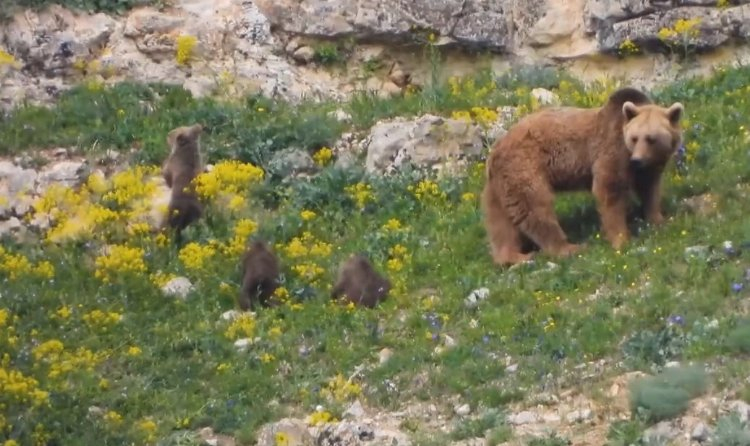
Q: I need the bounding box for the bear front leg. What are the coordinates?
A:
[633,167,665,225]
[592,176,630,250]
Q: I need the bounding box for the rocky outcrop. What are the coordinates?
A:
[2,0,750,112]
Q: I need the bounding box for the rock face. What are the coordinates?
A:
[3,0,750,111]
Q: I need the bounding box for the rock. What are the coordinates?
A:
[160,277,194,299]
[364,114,483,173]
[531,88,560,106]
[443,335,457,348]
[344,400,366,419]
[505,363,518,373]
[454,403,471,416]
[729,400,750,423]
[565,409,592,424]
[508,411,540,425]
[313,420,408,446]
[685,245,710,260]
[233,338,254,352]
[256,418,314,446]
[378,347,393,365]
[268,147,317,177]
[38,160,89,188]
[328,109,352,123]
[464,287,490,309]
[0,217,23,238]
[691,422,710,442]
[221,310,243,321]
[665,361,680,368]
[292,46,316,64]
[388,66,409,87]
[643,421,680,442]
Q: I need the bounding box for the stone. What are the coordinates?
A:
[729,400,750,423]
[221,310,243,321]
[505,363,518,373]
[292,46,316,64]
[38,161,89,188]
[531,88,560,106]
[364,114,483,173]
[344,400,366,419]
[643,421,680,443]
[160,277,194,299]
[691,422,710,443]
[454,403,471,416]
[268,147,317,177]
[508,411,540,425]
[464,287,490,309]
[565,408,592,424]
[233,338,254,352]
[0,217,23,238]
[256,418,314,446]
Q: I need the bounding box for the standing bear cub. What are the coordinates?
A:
[481,87,685,265]
[161,123,204,242]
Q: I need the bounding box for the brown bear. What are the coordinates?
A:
[238,240,281,311]
[161,123,204,242]
[331,254,391,308]
[481,87,684,265]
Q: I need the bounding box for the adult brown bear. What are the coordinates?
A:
[481,87,685,265]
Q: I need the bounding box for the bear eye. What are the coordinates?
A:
[645,135,655,144]
[631,136,638,144]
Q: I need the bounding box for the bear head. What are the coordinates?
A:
[621,101,684,170]
[166,123,203,154]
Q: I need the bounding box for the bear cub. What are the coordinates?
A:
[161,123,204,242]
[481,87,684,265]
[331,254,391,309]
[238,240,281,311]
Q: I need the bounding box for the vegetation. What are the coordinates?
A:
[3,37,750,445]
[629,365,709,423]
[0,0,166,20]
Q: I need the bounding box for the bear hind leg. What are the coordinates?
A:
[481,183,533,266]
[509,183,584,259]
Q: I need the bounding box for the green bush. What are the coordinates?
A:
[629,365,709,423]
[713,413,750,446]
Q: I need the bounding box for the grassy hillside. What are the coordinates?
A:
[2,60,750,445]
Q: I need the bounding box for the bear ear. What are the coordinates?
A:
[666,102,684,126]
[191,123,204,135]
[622,101,639,122]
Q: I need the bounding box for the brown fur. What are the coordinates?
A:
[161,123,204,242]
[331,254,391,308]
[481,87,684,265]
[238,240,281,311]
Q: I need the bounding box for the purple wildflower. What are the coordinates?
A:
[667,315,685,326]
[732,282,744,293]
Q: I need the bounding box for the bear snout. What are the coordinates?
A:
[629,158,645,170]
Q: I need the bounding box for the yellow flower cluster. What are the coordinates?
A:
[313,147,334,166]
[320,373,362,402]
[658,17,701,41]
[178,242,217,271]
[175,34,197,66]
[381,218,403,232]
[0,49,21,68]
[94,245,147,283]
[408,179,447,203]
[225,313,257,340]
[193,160,265,202]
[344,182,374,210]
[618,38,640,55]
[33,340,107,380]
[82,309,123,330]
[451,106,498,129]
[0,248,55,281]
[305,409,338,426]
[386,244,412,273]
[223,218,260,257]
[0,366,49,408]
[447,76,496,102]
[278,232,332,287]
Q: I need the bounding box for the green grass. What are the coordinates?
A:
[3,59,750,445]
[0,0,165,20]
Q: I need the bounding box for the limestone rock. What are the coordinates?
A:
[161,277,195,299]
[364,114,483,173]
[256,418,314,446]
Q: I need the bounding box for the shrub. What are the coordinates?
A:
[629,365,709,423]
